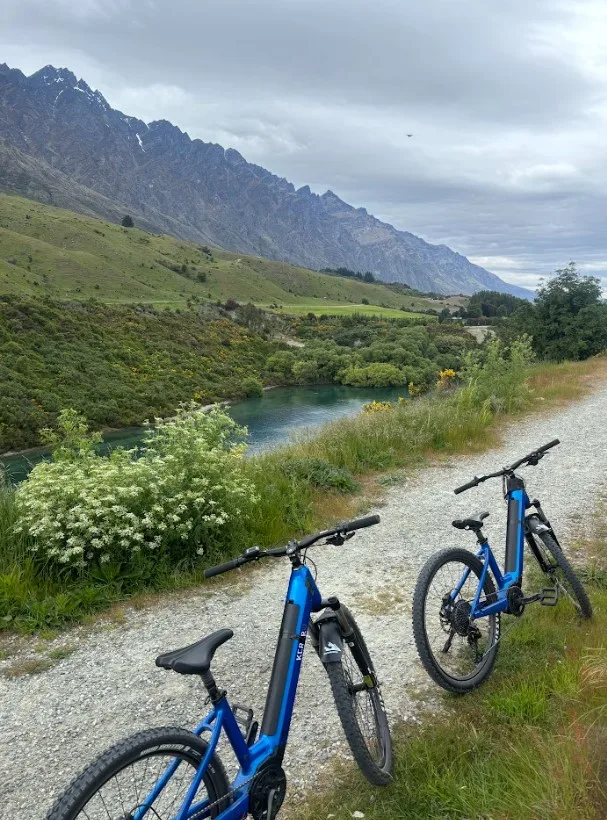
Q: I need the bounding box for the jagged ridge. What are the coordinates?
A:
[0,63,531,298]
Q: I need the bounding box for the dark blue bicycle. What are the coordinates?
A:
[47,515,392,820]
[412,439,592,693]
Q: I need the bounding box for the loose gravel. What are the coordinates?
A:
[3,382,607,818]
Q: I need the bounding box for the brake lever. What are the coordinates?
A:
[325,531,355,546]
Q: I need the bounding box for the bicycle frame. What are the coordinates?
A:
[135,561,323,820]
[451,475,532,620]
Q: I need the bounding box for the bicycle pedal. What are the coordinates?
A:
[232,703,254,737]
[540,587,558,606]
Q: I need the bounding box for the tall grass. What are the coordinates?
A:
[1,351,604,633]
[292,555,607,820]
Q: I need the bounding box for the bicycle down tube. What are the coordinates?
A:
[141,561,322,820]
[457,478,531,621]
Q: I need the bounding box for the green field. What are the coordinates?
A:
[0,193,448,313]
[263,302,434,319]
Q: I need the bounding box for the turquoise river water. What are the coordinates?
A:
[0,385,404,484]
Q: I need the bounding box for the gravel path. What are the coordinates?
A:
[3,382,607,818]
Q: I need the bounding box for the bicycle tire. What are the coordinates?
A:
[412,548,500,694]
[325,606,392,786]
[45,727,231,820]
[536,531,592,618]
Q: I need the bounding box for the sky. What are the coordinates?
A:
[3,0,607,292]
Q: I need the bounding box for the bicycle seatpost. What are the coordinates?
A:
[201,669,225,704]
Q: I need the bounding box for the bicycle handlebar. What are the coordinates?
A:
[203,514,380,578]
[507,438,560,471]
[453,439,560,495]
[204,556,247,578]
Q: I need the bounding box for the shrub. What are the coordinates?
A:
[14,408,257,572]
[436,368,456,391]
[121,215,134,228]
[362,400,394,413]
[278,457,358,493]
[463,336,534,414]
[242,377,264,398]
[340,362,406,388]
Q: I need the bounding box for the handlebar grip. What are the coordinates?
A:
[537,438,560,453]
[345,514,380,531]
[454,477,479,495]
[204,556,244,579]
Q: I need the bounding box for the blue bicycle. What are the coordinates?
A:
[412,439,592,693]
[47,515,392,820]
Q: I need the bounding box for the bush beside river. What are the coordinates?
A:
[1,337,544,632]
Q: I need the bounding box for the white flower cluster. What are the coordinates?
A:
[15,409,257,569]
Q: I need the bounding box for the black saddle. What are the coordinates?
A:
[452,511,490,531]
[156,628,233,675]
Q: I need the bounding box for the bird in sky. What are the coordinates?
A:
[407,133,413,137]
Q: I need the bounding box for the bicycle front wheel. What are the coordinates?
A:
[413,548,500,693]
[45,727,231,820]
[325,606,392,786]
[536,531,592,618]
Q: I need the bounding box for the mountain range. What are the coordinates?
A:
[0,63,531,298]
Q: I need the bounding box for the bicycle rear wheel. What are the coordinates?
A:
[325,606,392,786]
[413,548,500,693]
[45,727,231,820]
[536,531,592,618]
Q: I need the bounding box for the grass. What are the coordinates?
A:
[291,502,607,820]
[263,303,431,319]
[1,355,605,636]
[0,192,448,313]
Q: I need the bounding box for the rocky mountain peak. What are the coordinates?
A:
[30,65,78,87]
[0,61,532,299]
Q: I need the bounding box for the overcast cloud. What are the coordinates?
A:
[3,0,607,291]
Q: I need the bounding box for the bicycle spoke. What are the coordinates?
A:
[422,558,498,682]
[342,644,383,763]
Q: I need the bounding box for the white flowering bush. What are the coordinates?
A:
[14,407,257,572]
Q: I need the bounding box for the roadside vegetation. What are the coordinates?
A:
[291,491,607,820]
[1,336,605,634]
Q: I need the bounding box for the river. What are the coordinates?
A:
[0,385,404,484]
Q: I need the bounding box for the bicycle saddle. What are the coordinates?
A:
[156,628,233,675]
[452,511,490,531]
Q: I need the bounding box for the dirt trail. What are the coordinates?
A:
[3,381,607,817]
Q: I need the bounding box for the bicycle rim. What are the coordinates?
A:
[341,640,388,767]
[63,748,211,819]
[423,556,499,684]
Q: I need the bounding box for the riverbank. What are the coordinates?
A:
[0,384,404,483]
[1,353,605,635]
[2,362,607,818]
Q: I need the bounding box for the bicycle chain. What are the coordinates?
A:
[189,770,258,819]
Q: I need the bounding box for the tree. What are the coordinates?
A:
[121,215,134,228]
[529,263,607,361]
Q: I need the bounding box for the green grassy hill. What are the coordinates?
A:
[0,193,449,314]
